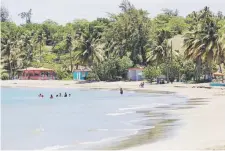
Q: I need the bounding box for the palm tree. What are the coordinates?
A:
[18,9,32,24]
[146,30,171,81]
[1,35,24,79]
[9,48,25,78]
[1,35,17,79]
[74,24,104,67]
[35,31,45,63]
[66,34,73,73]
[183,7,222,81]
[183,30,205,81]
[215,35,225,73]
[21,33,34,66]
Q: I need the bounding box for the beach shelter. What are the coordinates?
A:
[127,67,144,81]
[17,67,56,80]
[73,69,91,80]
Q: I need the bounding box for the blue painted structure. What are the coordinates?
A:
[73,70,90,80]
[210,83,225,87]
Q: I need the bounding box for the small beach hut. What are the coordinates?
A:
[127,67,144,81]
[73,69,90,80]
[18,67,56,80]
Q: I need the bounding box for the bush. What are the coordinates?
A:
[63,74,73,80]
[143,66,161,83]
[86,71,100,81]
[1,73,9,80]
[93,56,133,81]
[56,70,71,80]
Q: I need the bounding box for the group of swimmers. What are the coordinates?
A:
[38,88,123,99]
[39,92,71,99]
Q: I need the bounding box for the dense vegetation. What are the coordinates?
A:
[1,0,225,81]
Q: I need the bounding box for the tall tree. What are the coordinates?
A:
[66,34,73,72]
[35,30,45,62]
[1,6,10,22]
[18,9,32,24]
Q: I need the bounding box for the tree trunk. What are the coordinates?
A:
[12,69,15,79]
[219,64,223,73]
[166,60,169,83]
[141,46,146,65]
[39,44,42,63]
[196,57,201,81]
[8,59,12,79]
[69,49,73,73]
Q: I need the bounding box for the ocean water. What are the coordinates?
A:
[1,87,187,150]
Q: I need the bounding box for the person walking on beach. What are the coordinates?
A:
[120,88,123,95]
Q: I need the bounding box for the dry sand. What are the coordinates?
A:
[1,80,225,150]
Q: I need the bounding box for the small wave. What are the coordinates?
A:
[106,111,134,116]
[128,117,151,123]
[41,144,72,150]
[119,103,170,111]
[40,126,155,150]
[118,105,152,111]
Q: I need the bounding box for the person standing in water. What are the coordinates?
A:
[64,92,67,97]
[59,93,62,97]
[50,94,53,99]
[120,88,123,95]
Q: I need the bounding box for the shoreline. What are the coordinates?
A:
[1,80,225,150]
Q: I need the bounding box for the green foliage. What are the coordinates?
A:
[180,60,195,81]
[143,66,161,82]
[92,56,133,81]
[1,73,9,80]
[86,71,100,81]
[1,2,224,82]
[56,69,71,80]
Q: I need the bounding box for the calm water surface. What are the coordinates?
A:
[1,87,187,150]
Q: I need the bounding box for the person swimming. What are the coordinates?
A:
[56,95,58,97]
[64,92,67,97]
[69,94,71,97]
[50,94,53,99]
[120,88,123,95]
[38,93,42,97]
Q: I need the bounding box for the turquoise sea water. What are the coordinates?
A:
[1,87,187,150]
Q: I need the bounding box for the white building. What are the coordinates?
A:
[128,68,144,81]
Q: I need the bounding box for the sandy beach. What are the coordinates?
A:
[1,80,225,150]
